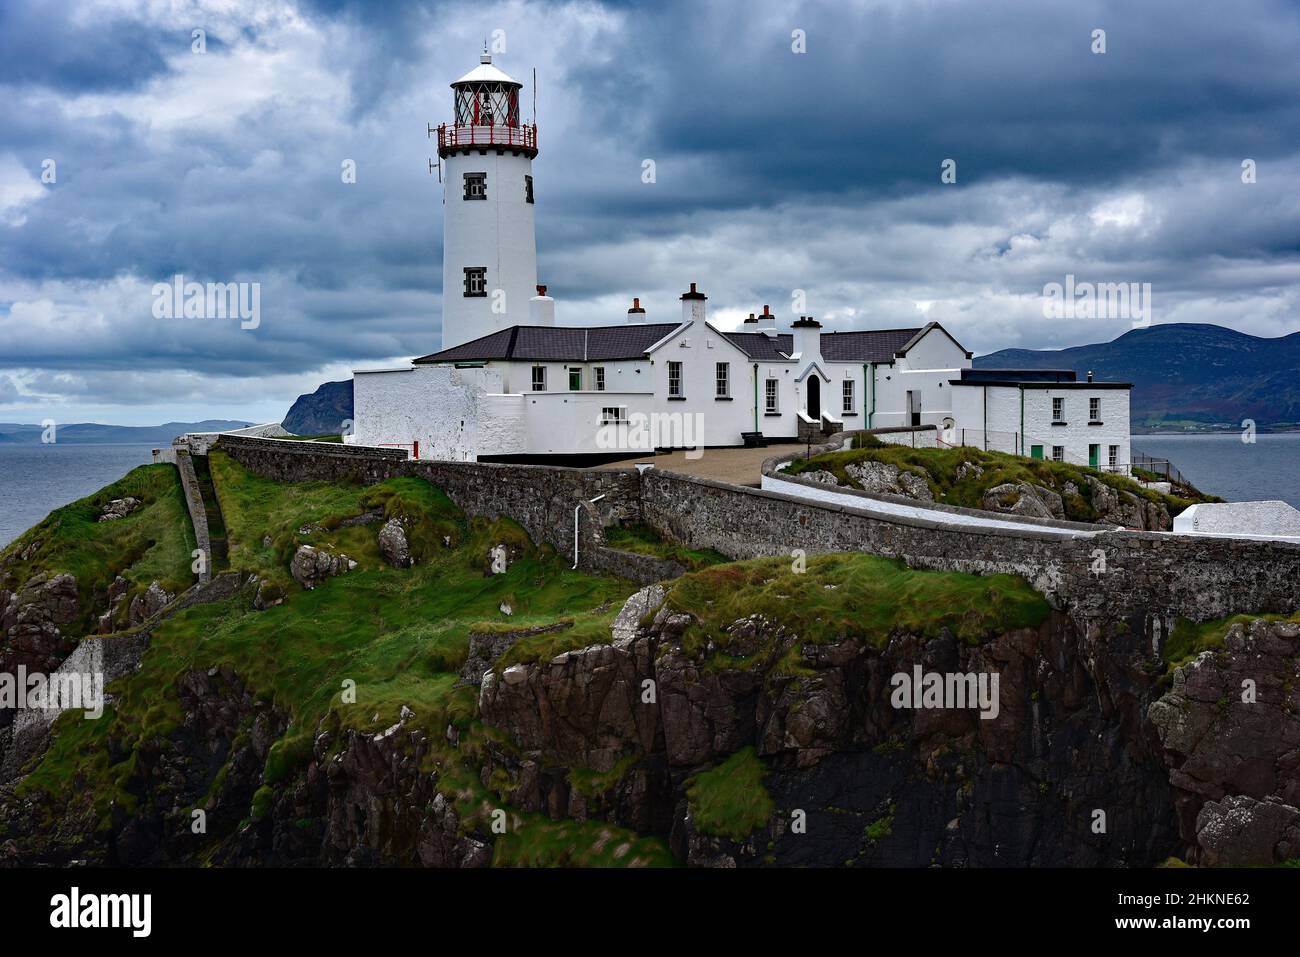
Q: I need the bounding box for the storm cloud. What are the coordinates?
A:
[1,0,1297,424]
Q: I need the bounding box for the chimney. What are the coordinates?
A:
[627,297,647,324]
[756,304,777,337]
[680,282,707,325]
[529,284,555,326]
[791,315,823,360]
[1087,369,1094,382]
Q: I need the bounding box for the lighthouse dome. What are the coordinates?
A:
[451,54,522,88]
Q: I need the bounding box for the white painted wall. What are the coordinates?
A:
[441,145,537,351]
[352,364,504,461]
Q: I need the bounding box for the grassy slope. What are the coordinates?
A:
[19,454,664,865]
[602,521,730,571]
[788,442,1214,521]
[0,463,196,635]
[1165,610,1300,672]
[686,746,774,842]
[667,552,1051,663]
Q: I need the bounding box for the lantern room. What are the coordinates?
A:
[438,54,537,157]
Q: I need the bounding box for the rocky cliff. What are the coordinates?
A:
[1,458,1295,869]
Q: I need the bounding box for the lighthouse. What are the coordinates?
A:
[436,53,539,350]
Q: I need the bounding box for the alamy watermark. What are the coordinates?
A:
[1,665,103,719]
[1043,274,1151,326]
[152,274,261,329]
[595,411,706,460]
[890,665,1000,720]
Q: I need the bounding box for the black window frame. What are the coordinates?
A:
[463,266,487,297]
[463,172,487,200]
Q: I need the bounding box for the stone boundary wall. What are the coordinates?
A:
[584,545,685,585]
[216,435,641,559]
[174,451,212,584]
[211,434,1300,626]
[640,466,1300,625]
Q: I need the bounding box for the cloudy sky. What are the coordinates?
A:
[2,0,1298,426]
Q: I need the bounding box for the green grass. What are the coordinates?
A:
[208,450,467,585]
[602,522,730,571]
[686,747,774,841]
[18,462,638,860]
[0,463,196,634]
[864,803,896,844]
[491,813,674,867]
[1165,611,1300,672]
[665,552,1051,667]
[787,444,1215,521]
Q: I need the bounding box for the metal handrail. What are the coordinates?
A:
[437,123,537,151]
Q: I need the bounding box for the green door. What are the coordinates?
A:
[1030,445,1043,460]
[1088,444,1099,468]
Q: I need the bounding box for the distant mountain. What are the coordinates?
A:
[975,323,1300,431]
[282,380,352,436]
[0,420,252,445]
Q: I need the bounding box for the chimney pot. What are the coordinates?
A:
[536,284,547,296]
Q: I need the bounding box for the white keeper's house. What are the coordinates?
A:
[351,53,1133,471]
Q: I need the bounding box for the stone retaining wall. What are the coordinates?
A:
[175,451,212,584]
[212,434,1300,627]
[216,435,641,558]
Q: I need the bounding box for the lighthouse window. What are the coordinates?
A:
[463,172,486,200]
[525,175,534,204]
[463,266,487,297]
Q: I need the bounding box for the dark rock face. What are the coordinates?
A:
[1195,795,1300,867]
[4,595,1298,867]
[1149,618,1300,863]
[127,581,173,627]
[0,573,80,703]
[477,595,1182,867]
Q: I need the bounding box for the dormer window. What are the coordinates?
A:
[463,172,486,200]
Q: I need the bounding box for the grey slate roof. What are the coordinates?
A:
[415,323,681,363]
[821,328,924,362]
[722,327,923,362]
[419,322,929,365]
[720,331,793,361]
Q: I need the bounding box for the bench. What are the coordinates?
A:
[741,431,767,448]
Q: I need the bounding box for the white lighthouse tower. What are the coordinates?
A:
[436,53,539,350]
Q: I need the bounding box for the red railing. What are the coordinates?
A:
[437,123,537,152]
